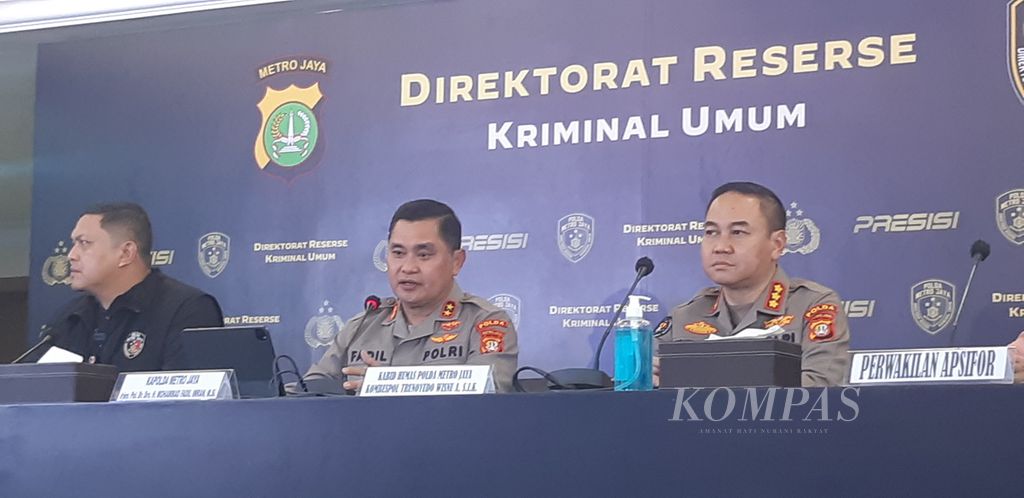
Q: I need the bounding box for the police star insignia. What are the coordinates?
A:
[764,282,785,311]
[441,301,457,318]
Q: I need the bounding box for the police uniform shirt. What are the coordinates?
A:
[660,267,850,387]
[44,269,224,371]
[304,282,519,392]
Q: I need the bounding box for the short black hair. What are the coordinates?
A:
[388,199,462,252]
[706,182,786,232]
[82,202,154,267]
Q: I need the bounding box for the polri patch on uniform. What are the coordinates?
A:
[804,304,838,342]
[684,321,717,335]
[123,331,146,359]
[441,301,457,318]
[441,320,462,332]
[764,315,794,329]
[479,330,505,353]
[765,282,786,311]
[476,319,509,331]
[653,316,672,338]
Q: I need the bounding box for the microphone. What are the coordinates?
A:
[535,257,655,390]
[950,240,990,344]
[364,295,382,312]
[12,326,56,364]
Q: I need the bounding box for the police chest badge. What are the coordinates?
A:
[558,213,594,263]
[996,189,1024,245]
[123,331,146,359]
[911,279,956,334]
[198,232,230,278]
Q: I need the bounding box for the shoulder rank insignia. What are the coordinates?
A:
[440,301,457,318]
[804,304,838,342]
[684,321,717,335]
[764,282,786,311]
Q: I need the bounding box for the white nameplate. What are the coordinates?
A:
[360,365,495,397]
[849,347,1013,385]
[111,369,238,402]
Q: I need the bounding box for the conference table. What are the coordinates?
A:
[1,385,1021,497]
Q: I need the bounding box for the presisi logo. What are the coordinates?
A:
[461,233,529,251]
[852,211,959,233]
[841,300,876,319]
[150,250,174,267]
[1010,0,1024,105]
[254,57,328,180]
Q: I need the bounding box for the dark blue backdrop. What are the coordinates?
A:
[28,0,1024,375]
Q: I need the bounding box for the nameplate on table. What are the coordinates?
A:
[111,369,238,402]
[849,346,1013,385]
[360,365,494,396]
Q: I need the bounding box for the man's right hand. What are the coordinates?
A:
[341,351,382,392]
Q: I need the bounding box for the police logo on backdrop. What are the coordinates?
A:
[123,331,146,359]
[304,300,345,348]
[783,202,820,255]
[996,188,1024,245]
[198,232,230,278]
[488,293,522,328]
[558,213,595,263]
[41,240,71,286]
[911,279,956,334]
[1010,0,1024,105]
[373,239,389,272]
[254,57,329,180]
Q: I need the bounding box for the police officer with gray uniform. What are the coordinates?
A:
[305,283,518,392]
[302,199,518,393]
[655,182,849,387]
[662,267,849,386]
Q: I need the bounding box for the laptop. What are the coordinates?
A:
[178,326,282,398]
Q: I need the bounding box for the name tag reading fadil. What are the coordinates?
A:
[360,365,495,397]
[849,346,1014,385]
[111,369,238,402]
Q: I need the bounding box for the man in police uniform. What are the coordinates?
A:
[655,182,849,387]
[303,199,519,392]
[42,203,223,371]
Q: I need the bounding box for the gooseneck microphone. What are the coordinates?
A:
[12,326,55,364]
[515,257,655,391]
[950,240,990,345]
[592,257,655,370]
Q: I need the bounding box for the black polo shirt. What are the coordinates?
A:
[43,269,223,372]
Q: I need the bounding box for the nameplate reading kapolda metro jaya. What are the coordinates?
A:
[111,369,238,402]
[849,347,1013,385]
[360,365,494,396]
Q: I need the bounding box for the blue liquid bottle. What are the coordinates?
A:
[614,295,653,391]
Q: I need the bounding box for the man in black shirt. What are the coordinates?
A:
[41,203,223,371]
